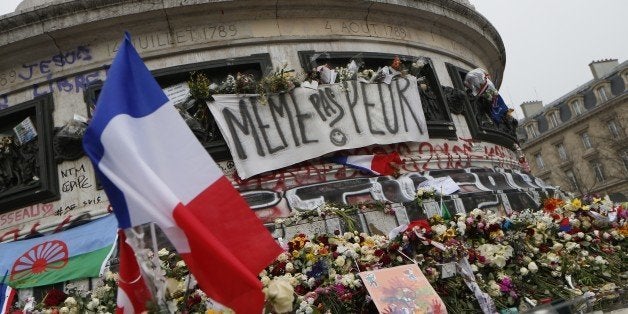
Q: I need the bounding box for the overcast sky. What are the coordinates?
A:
[473,0,627,118]
[1,1,627,118]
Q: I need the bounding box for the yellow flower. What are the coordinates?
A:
[592,197,602,204]
[363,238,376,247]
[292,250,300,258]
[571,198,582,209]
[619,224,628,237]
[445,228,456,239]
[306,253,316,261]
[582,205,590,211]
[490,230,504,239]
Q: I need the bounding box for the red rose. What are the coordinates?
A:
[43,288,67,307]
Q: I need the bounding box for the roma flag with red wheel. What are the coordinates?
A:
[0,215,117,288]
[82,33,282,313]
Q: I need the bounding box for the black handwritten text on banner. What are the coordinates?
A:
[208,76,429,179]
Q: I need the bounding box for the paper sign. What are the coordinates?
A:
[163,82,190,105]
[440,262,457,279]
[418,176,460,195]
[359,264,447,314]
[13,117,37,145]
[318,66,337,84]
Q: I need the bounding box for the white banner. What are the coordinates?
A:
[208,76,429,179]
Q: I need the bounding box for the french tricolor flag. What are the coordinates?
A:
[83,33,282,313]
[330,152,402,176]
[0,271,15,314]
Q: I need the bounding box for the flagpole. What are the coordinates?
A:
[439,185,443,214]
[149,223,167,307]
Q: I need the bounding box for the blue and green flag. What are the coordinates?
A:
[0,215,117,288]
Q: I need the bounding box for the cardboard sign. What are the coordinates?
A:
[359,264,447,314]
[208,76,428,179]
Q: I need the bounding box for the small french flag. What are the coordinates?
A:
[1,272,16,314]
[330,152,402,176]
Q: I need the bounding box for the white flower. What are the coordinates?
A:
[86,298,100,310]
[59,307,70,314]
[487,280,501,297]
[285,262,294,273]
[471,264,479,272]
[520,267,529,276]
[175,260,186,268]
[64,297,77,307]
[158,248,169,257]
[565,242,579,251]
[528,262,538,273]
[576,232,585,239]
[432,224,447,236]
[493,255,507,268]
[261,276,271,286]
[277,252,290,262]
[266,277,295,313]
[546,252,560,263]
[456,221,466,235]
[334,256,346,267]
[552,243,564,251]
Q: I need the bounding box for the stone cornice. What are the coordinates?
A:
[0,0,505,84]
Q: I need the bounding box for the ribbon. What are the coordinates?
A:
[457,258,498,314]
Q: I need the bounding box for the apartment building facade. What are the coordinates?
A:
[518,59,628,200]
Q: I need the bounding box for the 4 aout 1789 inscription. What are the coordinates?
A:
[324,20,408,40]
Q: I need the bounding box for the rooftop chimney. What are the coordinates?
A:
[589,59,619,79]
[520,100,543,118]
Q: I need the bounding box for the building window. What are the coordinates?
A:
[534,153,545,169]
[590,161,605,183]
[0,95,59,212]
[556,143,568,161]
[565,169,578,190]
[33,282,65,303]
[525,124,537,138]
[580,132,593,149]
[608,119,621,139]
[302,51,457,139]
[85,53,272,162]
[571,99,584,116]
[597,86,608,102]
[621,150,628,172]
[547,111,560,128]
